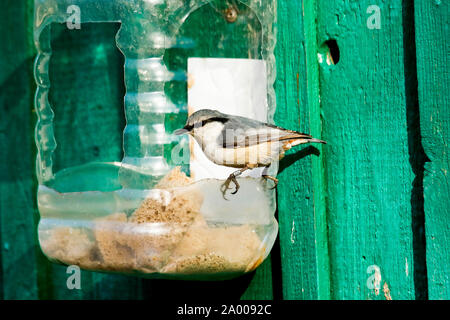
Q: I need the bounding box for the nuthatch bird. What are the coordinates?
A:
[174,109,326,198]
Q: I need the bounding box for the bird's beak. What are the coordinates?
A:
[173,128,187,135]
[173,126,191,135]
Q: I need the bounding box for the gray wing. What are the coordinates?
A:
[218,116,313,148]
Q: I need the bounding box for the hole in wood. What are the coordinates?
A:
[319,39,340,66]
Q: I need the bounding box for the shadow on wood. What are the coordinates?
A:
[278,145,321,175]
[140,272,257,300]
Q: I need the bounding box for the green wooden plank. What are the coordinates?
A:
[414,0,450,300]
[274,0,330,300]
[317,0,419,299]
[304,0,331,300]
[0,0,41,300]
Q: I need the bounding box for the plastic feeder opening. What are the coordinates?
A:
[34,0,278,280]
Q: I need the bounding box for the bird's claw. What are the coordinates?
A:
[221,174,240,200]
[262,175,278,190]
[220,181,230,200]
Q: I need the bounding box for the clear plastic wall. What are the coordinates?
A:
[34,0,277,280]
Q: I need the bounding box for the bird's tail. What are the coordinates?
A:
[307,137,327,144]
[280,132,327,145]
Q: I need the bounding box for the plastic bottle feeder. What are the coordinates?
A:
[34,0,278,280]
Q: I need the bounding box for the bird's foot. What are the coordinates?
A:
[220,173,240,200]
[262,175,278,190]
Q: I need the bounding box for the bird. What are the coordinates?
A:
[174,109,326,198]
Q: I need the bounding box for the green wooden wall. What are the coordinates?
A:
[0,0,448,300]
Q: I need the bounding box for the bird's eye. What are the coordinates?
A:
[192,120,209,128]
[194,121,204,128]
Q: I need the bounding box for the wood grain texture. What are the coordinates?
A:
[414,0,450,300]
[317,0,418,299]
[274,0,330,300]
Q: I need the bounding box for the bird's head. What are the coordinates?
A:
[173,109,227,136]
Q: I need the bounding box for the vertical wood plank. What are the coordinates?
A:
[0,0,40,300]
[274,0,330,299]
[414,0,450,300]
[317,0,418,299]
